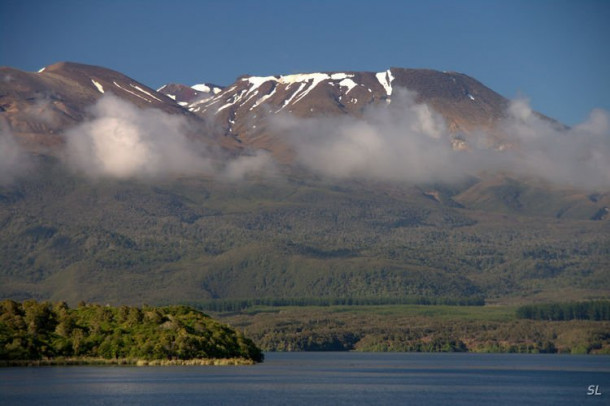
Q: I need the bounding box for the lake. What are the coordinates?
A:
[1,352,608,405]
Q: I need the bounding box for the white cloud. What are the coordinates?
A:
[0,123,31,185]
[6,90,609,190]
[65,94,212,178]
[270,89,610,189]
[499,99,610,189]
[64,94,276,180]
[274,89,472,184]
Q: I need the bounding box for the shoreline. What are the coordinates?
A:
[0,357,257,367]
[3,350,607,368]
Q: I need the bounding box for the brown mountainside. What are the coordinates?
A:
[0,62,201,151]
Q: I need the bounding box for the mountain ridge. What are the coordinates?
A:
[2,62,510,151]
[181,67,511,159]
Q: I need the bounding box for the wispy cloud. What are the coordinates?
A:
[271,89,610,189]
[3,90,609,190]
[498,98,610,189]
[273,89,478,184]
[220,149,278,181]
[0,123,31,186]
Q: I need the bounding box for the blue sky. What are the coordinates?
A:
[1,0,608,125]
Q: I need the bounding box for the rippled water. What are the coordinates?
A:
[1,353,608,405]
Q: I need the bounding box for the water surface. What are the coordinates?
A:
[1,353,608,405]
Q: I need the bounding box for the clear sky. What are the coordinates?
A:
[1,0,608,125]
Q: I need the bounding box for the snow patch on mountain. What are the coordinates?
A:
[192,84,211,92]
[289,75,329,107]
[237,72,359,112]
[277,81,308,112]
[330,73,350,80]
[91,79,105,94]
[192,84,222,94]
[251,84,278,110]
[339,78,357,93]
[130,84,163,102]
[376,69,394,96]
[113,81,151,103]
[245,76,277,92]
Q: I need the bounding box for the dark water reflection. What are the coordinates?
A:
[1,352,608,405]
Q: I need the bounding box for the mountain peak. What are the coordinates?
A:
[157,82,224,107]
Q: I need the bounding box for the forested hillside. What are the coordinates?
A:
[1,161,608,305]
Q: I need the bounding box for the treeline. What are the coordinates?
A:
[0,300,263,363]
[516,301,610,321]
[218,305,610,354]
[193,296,486,313]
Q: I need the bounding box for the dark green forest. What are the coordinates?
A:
[1,163,608,306]
[193,295,486,313]
[516,301,610,321]
[0,300,263,365]
[214,304,610,354]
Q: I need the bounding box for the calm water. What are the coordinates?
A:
[1,353,609,406]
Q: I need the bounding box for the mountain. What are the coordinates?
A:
[183,68,509,158]
[0,63,544,158]
[0,62,608,306]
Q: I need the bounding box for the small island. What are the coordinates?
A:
[0,300,263,366]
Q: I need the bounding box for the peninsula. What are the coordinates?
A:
[0,300,263,366]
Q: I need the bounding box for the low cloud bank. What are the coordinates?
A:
[2,91,608,189]
[65,94,210,178]
[273,90,610,189]
[274,89,469,184]
[64,94,275,181]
